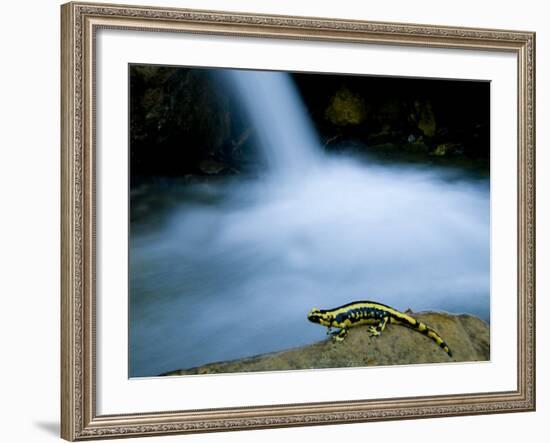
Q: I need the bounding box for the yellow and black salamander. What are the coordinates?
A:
[307,300,452,357]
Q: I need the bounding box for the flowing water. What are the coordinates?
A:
[223,70,320,176]
[129,70,490,377]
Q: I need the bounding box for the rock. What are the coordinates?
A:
[432,142,464,157]
[324,87,367,126]
[404,134,429,153]
[411,100,437,137]
[199,159,228,175]
[130,67,235,176]
[163,312,489,376]
[378,100,402,122]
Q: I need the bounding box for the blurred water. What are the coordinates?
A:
[222,70,320,176]
[129,71,490,377]
[130,157,489,377]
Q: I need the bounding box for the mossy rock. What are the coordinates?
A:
[325,87,367,126]
[412,100,437,137]
[199,159,229,175]
[432,143,464,157]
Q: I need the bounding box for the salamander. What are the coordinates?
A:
[307,300,452,357]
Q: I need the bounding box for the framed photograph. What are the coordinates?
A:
[61,1,536,440]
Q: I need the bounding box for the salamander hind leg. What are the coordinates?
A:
[368,316,389,337]
[367,326,379,336]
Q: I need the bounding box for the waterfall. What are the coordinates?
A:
[224,69,321,176]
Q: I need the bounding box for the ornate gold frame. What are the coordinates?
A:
[61,2,536,440]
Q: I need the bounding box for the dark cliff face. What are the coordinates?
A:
[130,65,490,183]
[130,66,242,180]
[163,312,490,376]
[294,73,489,157]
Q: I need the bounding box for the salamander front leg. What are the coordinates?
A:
[332,328,349,342]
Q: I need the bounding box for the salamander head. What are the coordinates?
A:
[307,307,334,327]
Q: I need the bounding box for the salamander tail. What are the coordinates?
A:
[421,324,453,357]
[395,312,453,358]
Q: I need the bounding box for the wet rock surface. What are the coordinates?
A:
[163,312,490,376]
